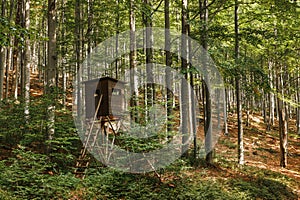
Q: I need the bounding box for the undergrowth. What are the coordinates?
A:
[0,97,298,199]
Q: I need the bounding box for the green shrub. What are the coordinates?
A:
[0,148,80,199]
[0,96,80,171]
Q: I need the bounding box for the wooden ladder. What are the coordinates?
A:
[74,95,103,179]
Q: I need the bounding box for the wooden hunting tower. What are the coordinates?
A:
[83,77,126,119]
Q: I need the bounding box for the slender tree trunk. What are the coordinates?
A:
[276,66,288,168]
[5,47,10,99]
[263,92,267,123]
[75,0,81,122]
[165,0,173,133]
[297,70,300,135]
[235,0,244,165]
[224,87,229,135]
[268,59,275,130]
[187,21,197,161]
[20,0,25,98]
[181,0,189,157]
[0,46,4,100]
[199,0,213,164]
[47,0,57,93]
[12,0,22,99]
[115,0,119,79]
[129,0,137,123]
[246,98,250,127]
[46,0,57,152]
[144,0,154,122]
[0,0,5,100]
[5,0,14,99]
[60,0,66,108]
[24,0,30,120]
[87,0,93,80]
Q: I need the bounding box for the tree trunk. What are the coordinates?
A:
[11,0,22,99]
[276,67,288,168]
[268,59,275,130]
[60,0,66,108]
[199,0,213,164]
[115,0,119,79]
[263,92,267,123]
[75,0,81,122]
[129,0,138,123]
[165,0,173,133]
[297,70,300,135]
[5,0,14,99]
[87,0,93,80]
[181,0,189,157]
[0,46,4,101]
[224,87,229,135]
[24,0,31,120]
[144,0,154,122]
[46,0,57,152]
[20,1,25,99]
[0,0,5,100]
[187,21,197,161]
[235,0,244,165]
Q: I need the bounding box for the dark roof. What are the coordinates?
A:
[82,76,127,84]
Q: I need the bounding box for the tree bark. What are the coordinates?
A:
[115,0,119,79]
[199,0,213,164]
[5,0,14,99]
[0,0,5,100]
[87,0,93,80]
[181,0,189,157]
[235,0,244,165]
[129,0,138,123]
[144,0,154,122]
[224,87,229,135]
[165,0,173,133]
[11,0,22,99]
[268,59,275,130]
[0,46,4,101]
[46,0,57,152]
[60,0,66,108]
[75,0,81,122]
[24,0,31,120]
[276,67,288,168]
[47,0,57,93]
[297,70,300,135]
[187,23,197,161]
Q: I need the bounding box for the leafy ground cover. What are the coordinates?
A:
[0,96,299,199]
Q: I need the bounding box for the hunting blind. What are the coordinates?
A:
[83,77,126,119]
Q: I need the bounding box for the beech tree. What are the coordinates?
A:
[129,0,137,123]
[0,0,5,100]
[234,0,244,165]
[24,0,31,120]
[46,0,57,152]
[181,0,189,156]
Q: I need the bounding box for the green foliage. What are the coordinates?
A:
[0,189,16,200]
[0,100,26,145]
[76,166,250,200]
[216,162,299,200]
[0,96,80,171]
[229,178,297,200]
[0,148,80,199]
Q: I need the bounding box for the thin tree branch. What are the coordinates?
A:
[151,0,164,16]
[190,0,217,22]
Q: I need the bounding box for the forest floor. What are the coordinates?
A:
[217,113,300,181]
[138,112,300,199]
[206,113,300,197]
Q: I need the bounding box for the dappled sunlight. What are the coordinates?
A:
[214,111,300,197]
